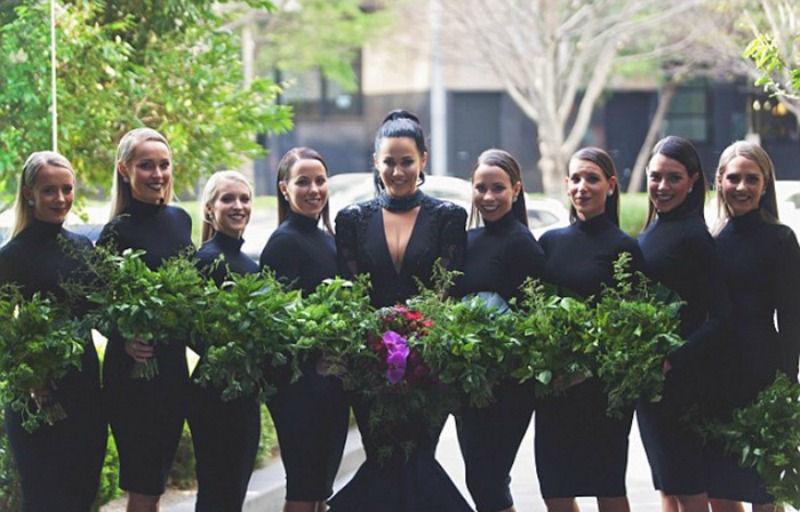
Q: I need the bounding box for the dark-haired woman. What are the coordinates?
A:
[261,147,350,512]
[0,151,106,511]
[333,110,470,511]
[636,136,730,512]
[453,149,544,512]
[190,170,261,511]
[708,141,800,512]
[536,147,643,512]
[98,128,194,512]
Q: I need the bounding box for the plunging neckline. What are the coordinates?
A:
[380,206,422,275]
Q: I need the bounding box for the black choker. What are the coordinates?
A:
[378,190,423,212]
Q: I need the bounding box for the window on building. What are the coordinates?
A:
[276,54,363,119]
[664,83,709,143]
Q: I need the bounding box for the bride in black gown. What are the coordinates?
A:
[333,110,470,511]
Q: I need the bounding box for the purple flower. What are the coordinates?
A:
[383,331,409,384]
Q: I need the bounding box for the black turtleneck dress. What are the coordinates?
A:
[452,211,545,512]
[708,209,800,504]
[190,231,261,511]
[260,211,350,502]
[0,219,107,511]
[331,192,471,512]
[636,203,730,496]
[97,198,194,496]
[536,214,644,499]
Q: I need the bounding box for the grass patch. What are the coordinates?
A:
[620,192,650,237]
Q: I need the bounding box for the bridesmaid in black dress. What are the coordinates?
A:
[708,141,800,512]
[97,128,194,512]
[636,136,730,512]
[190,170,261,511]
[453,149,544,512]
[0,152,106,511]
[536,147,643,512]
[260,147,350,512]
[333,110,469,511]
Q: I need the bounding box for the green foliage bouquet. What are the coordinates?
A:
[0,284,86,432]
[511,280,595,395]
[290,277,378,385]
[592,253,684,417]
[415,290,522,409]
[192,271,301,402]
[694,373,800,508]
[83,248,204,380]
[509,253,684,418]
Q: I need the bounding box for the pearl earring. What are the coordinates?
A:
[27,199,34,207]
[688,187,693,194]
[122,177,130,184]
[607,190,613,197]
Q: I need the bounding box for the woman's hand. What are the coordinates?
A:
[125,338,154,363]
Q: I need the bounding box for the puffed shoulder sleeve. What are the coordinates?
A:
[774,227,800,378]
[260,230,302,289]
[436,202,467,271]
[335,205,361,279]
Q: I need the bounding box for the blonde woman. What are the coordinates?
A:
[97,128,194,512]
[190,170,261,511]
[709,141,800,512]
[0,151,106,511]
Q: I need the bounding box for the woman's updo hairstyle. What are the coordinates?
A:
[373,109,428,192]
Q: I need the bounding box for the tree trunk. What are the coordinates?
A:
[626,79,680,193]
[538,140,568,198]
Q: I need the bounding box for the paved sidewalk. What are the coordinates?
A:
[161,415,661,511]
[162,414,798,512]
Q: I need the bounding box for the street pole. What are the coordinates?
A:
[429,0,447,176]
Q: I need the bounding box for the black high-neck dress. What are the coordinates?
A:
[260,210,350,503]
[536,214,644,499]
[636,201,730,496]
[190,231,261,511]
[332,193,470,512]
[97,198,194,496]
[708,208,800,504]
[453,211,545,512]
[0,219,107,511]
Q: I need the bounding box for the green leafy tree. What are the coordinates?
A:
[0,0,293,209]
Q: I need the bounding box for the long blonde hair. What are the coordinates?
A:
[200,170,254,243]
[9,151,74,241]
[714,140,779,232]
[110,128,172,219]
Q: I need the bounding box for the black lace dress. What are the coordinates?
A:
[333,192,470,512]
[0,220,107,511]
[97,198,194,496]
